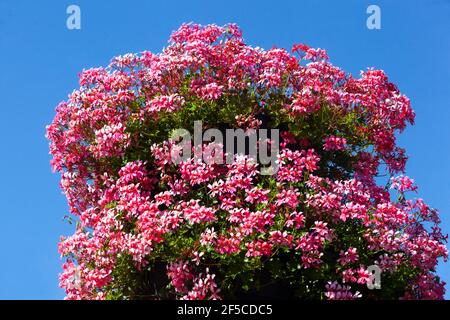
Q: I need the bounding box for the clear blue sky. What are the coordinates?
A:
[0,0,448,299]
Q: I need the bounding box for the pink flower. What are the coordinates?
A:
[146,94,185,113]
[324,281,361,300]
[90,123,130,158]
[285,211,305,229]
[390,175,418,193]
[167,261,194,294]
[275,188,300,208]
[269,230,294,247]
[200,228,217,246]
[246,240,272,257]
[356,266,372,285]
[215,232,242,255]
[338,247,359,266]
[323,135,347,151]
[181,200,217,224]
[199,83,223,100]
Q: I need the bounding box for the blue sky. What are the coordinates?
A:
[0,0,448,299]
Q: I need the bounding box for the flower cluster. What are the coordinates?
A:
[48,23,447,300]
[323,135,347,151]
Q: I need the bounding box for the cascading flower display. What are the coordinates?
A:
[47,23,447,300]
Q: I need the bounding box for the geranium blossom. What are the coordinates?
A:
[47,23,447,300]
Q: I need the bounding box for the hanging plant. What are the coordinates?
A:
[47,23,447,300]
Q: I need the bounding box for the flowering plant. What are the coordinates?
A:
[47,23,447,300]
